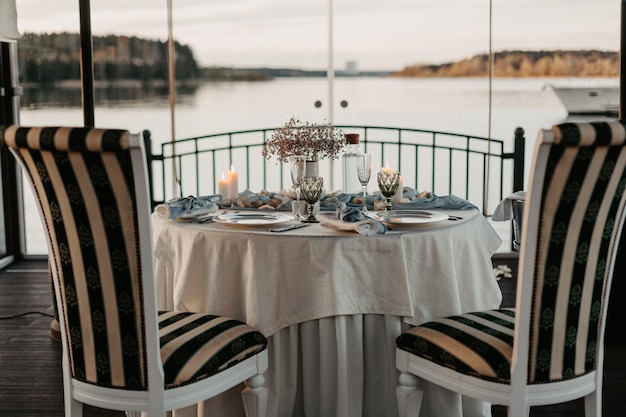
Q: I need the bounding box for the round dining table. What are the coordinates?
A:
[151,208,503,417]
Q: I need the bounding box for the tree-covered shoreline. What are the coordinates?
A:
[18,32,198,85]
[16,33,619,86]
[394,50,619,78]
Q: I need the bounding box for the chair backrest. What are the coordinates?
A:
[516,121,626,385]
[0,125,157,391]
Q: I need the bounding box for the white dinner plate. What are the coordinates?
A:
[375,210,449,225]
[216,211,293,226]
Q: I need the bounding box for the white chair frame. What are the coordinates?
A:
[396,125,623,417]
[7,128,268,417]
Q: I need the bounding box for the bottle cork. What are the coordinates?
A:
[345,133,359,144]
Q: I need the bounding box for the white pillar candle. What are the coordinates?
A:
[217,172,231,199]
[392,175,403,203]
[227,165,239,200]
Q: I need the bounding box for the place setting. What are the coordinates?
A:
[317,158,461,233]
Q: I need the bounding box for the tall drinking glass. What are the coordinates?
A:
[290,155,306,220]
[356,153,372,214]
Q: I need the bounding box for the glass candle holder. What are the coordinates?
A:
[300,176,324,223]
[377,170,400,211]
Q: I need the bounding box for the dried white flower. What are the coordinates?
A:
[262,116,346,163]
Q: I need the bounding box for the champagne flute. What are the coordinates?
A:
[290,155,306,220]
[300,176,324,223]
[356,153,372,214]
[377,170,400,212]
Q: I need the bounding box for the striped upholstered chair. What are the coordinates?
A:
[0,126,269,417]
[395,121,626,417]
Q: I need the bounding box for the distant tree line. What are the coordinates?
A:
[394,50,619,77]
[17,34,618,84]
[17,32,198,85]
[197,67,390,80]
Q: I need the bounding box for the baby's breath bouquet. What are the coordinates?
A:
[262,117,346,163]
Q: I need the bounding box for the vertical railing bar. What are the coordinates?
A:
[415,145,419,191]
[481,152,488,215]
[513,127,525,192]
[248,143,252,191]
[465,137,471,202]
[363,126,368,152]
[177,154,183,197]
[161,143,167,201]
[500,156,506,206]
[448,148,453,196]
[381,142,386,170]
[280,156,285,192]
[212,149,217,196]
[397,129,402,173]
[228,133,233,168]
[430,132,436,195]
[195,138,200,197]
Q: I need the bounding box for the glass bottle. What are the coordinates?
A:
[342,133,361,194]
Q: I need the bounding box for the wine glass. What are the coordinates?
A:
[290,155,306,220]
[377,170,400,212]
[300,176,324,223]
[356,153,372,214]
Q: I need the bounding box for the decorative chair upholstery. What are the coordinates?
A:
[395,121,626,417]
[0,126,269,417]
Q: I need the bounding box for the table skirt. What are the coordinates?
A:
[170,314,492,417]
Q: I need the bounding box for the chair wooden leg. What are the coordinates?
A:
[508,400,530,417]
[584,390,601,417]
[242,373,268,417]
[396,371,423,417]
[67,397,83,417]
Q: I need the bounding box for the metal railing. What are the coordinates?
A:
[146,125,525,216]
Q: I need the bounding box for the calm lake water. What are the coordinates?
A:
[19,76,618,253]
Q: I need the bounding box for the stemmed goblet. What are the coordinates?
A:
[300,176,324,223]
[290,155,306,220]
[356,153,372,214]
[377,170,400,212]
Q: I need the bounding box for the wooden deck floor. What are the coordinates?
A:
[0,258,624,416]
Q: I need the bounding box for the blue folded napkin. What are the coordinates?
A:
[392,193,478,211]
[335,202,387,234]
[320,190,477,212]
[157,195,220,220]
[320,192,375,211]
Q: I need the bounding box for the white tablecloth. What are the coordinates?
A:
[151,209,503,417]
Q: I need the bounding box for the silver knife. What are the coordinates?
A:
[270,223,311,232]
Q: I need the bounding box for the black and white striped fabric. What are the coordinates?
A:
[0,125,267,390]
[158,311,267,388]
[397,120,626,385]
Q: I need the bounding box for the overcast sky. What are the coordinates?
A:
[15,0,621,71]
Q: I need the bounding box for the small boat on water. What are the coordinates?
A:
[548,85,619,116]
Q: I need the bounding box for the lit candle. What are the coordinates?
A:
[227,165,239,200]
[217,172,231,199]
